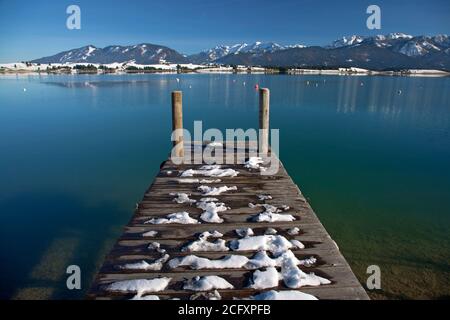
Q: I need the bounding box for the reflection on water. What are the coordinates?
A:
[335,76,450,128]
[43,79,171,89]
[0,73,449,299]
[37,74,450,131]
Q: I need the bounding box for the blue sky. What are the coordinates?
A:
[0,0,449,62]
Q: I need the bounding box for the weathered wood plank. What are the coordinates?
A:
[120,223,331,240]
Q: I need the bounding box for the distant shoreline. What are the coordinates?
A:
[1,68,449,77]
[1,62,450,77]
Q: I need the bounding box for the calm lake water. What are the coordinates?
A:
[0,73,449,299]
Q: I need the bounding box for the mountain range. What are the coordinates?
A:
[31,33,450,71]
[32,43,189,65]
[188,42,305,64]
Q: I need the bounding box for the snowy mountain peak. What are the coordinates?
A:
[328,33,413,48]
[325,33,450,57]
[386,32,413,40]
[191,41,306,63]
[432,34,449,45]
[394,35,449,57]
[399,42,428,56]
[286,44,306,49]
[328,35,365,48]
[86,46,97,56]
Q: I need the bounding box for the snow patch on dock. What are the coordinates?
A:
[177,178,222,184]
[106,278,171,297]
[235,227,254,238]
[182,231,229,252]
[169,254,248,270]
[170,193,197,204]
[183,276,234,291]
[181,165,238,178]
[281,256,330,288]
[230,235,295,255]
[248,290,317,300]
[198,185,237,196]
[244,157,265,170]
[142,230,158,237]
[250,204,295,222]
[145,212,199,224]
[196,197,228,223]
[119,255,170,271]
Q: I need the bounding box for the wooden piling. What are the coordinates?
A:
[171,91,184,158]
[259,88,270,154]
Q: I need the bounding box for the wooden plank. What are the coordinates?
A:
[89,286,369,300]
[120,223,331,240]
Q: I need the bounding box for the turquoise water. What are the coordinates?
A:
[0,73,449,299]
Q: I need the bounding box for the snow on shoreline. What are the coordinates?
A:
[0,62,204,73]
[1,62,448,77]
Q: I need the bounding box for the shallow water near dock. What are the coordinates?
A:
[0,73,449,299]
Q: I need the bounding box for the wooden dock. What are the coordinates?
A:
[88,90,369,300]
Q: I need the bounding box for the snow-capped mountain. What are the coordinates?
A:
[32,43,189,64]
[224,42,288,55]
[203,45,231,61]
[285,44,307,49]
[327,33,414,49]
[54,45,99,62]
[394,35,447,56]
[214,34,450,70]
[189,41,305,63]
[325,33,449,57]
[30,33,450,70]
[327,35,366,48]
[237,42,285,54]
[386,32,413,40]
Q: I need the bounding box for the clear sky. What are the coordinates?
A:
[0,0,449,62]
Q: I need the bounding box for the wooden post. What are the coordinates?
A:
[259,88,270,154]
[171,91,184,158]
